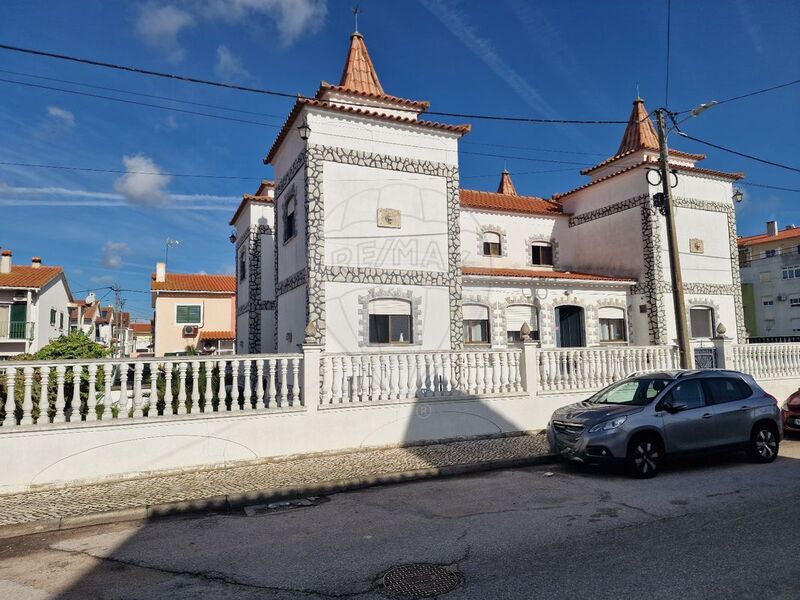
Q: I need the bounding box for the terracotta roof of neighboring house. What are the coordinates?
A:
[553,160,744,200]
[460,189,565,216]
[0,265,63,289]
[317,81,429,110]
[151,273,236,293]
[339,32,384,96]
[198,330,235,341]
[462,266,634,283]
[580,147,707,176]
[265,97,470,164]
[738,227,800,247]
[230,193,274,226]
[131,322,152,335]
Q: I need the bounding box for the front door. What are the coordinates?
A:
[9,303,26,339]
[556,305,585,347]
[660,380,716,452]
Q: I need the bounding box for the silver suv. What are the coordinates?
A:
[547,370,782,478]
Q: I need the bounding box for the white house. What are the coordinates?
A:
[232,31,745,362]
[0,251,72,358]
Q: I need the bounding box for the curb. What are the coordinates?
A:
[0,453,558,540]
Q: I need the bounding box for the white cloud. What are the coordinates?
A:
[113,154,172,205]
[90,275,116,286]
[101,241,131,269]
[135,3,196,63]
[46,106,75,129]
[214,44,251,81]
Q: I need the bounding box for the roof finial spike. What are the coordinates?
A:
[352,4,363,34]
[636,81,641,101]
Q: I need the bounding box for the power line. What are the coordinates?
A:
[677,131,800,174]
[741,182,800,193]
[0,43,628,124]
[675,77,800,114]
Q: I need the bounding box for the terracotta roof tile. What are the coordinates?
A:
[317,82,429,110]
[229,194,273,226]
[0,265,62,289]
[738,227,800,247]
[339,33,384,96]
[581,147,708,176]
[462,266,634,283]
[151,273,236,293]
[496,170,517,195]
[131,322,152,334]
[617,97,659,155]
[198,330,235,341]
[460,189,565,216]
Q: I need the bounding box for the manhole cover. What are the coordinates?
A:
[380,563,462,598]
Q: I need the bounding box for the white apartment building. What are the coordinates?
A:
[232,31,746,360]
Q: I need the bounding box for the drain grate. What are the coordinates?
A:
[243,496,329,516]
[380,563,463,598]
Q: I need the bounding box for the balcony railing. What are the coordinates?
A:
[0,321,34,341]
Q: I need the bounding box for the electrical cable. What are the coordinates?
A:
[677,131,800,174]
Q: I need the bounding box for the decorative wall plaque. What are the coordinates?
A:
[689,238,705,254]
[377,208,401,229]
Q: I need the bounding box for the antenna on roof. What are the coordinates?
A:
[352,4,363,34]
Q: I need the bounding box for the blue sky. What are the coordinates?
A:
[0,0,798,321]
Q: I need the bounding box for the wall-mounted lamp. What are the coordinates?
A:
[297,118,311,141]
[732,189,744,204]
[229,231,236,244]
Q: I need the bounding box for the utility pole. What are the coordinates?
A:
[655,109,692,369]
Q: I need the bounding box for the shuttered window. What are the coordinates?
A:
[482,231,502,256]
[506,304,539,341]
[599,307,626,342]
[689,306,714,338]
[463,304,490,344]
[176,304,202,324]
[368,299,412,344]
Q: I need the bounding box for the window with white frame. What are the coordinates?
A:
[482,231,502,256]
[764,249,777,258]
[599,307,627,342]
[506,304,539,342]
[791,297,800,307]
[530,242,553,266]
[782,265,800,279]
[368,299,412,344]
[463,304,490,344]
[283,194,296,243]
[50,308,57,325]
[689,306,714,338]
[762,296,775,306]
[176,304,202,325]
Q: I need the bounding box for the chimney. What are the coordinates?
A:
[767,220,778,236]
[155,261,166,283]
[0,250,11,274]
[31,256,42,269]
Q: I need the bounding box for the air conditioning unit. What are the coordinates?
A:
[182,325,199,337]
[778,295,788,302]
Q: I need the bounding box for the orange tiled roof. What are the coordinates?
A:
[198,330,235,341]
[581,147,707,176]
[265,97,470,164]
[151,273,236,293]
[617,97,659,155]
[130,322,152,334]
[462,266,634,283]
[460,189,564,216]
[339,33,384,96]
[738,227,800,247]
[229,193,273,226]
[0,265,62,289]
[317,82,429,111]
[496,169,517,195]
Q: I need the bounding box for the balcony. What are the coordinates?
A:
[0,321,35,341]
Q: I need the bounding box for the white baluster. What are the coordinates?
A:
[54,365,66,423]
[86,363,98,421]
[205,360,215,411]
[71,365,82,421]
[389,354,399,399]
[415,354,425,397]
[149,362,159,416]
[132,362,144,418]
[443,353,453,396]
[379,355,390,401]
[474,353,484,395]
[291,357,301,406]
[371,355,382,401]
[466,352,476,395]
[119,363,129,418]
[279,357,289,406]
[216,360,227,411]
[39,366,51,424]
[398,353,409,399]
[229,359,240,409]
[267,358,277,408]
[255,359,265,409]
[177,362,188,415]
[102,364,112,420]
[3,367,16,426]
[242,359,252,409]
[190,361,200,413]
[164,363,174,415]
[331,356,342,404]
[21,366,34,425]
[320,356,331,404]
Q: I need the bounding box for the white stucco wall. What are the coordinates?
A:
[33,276,71,351]
[277,285,306,353]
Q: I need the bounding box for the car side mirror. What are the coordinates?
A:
[664,400,688,413]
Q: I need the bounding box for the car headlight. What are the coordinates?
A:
[589,416,627,433]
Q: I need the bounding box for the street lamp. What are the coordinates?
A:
[297,118,311,141]
[733,189,744,204]
[229,231,237,244]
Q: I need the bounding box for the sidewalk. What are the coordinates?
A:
[0,432,553,538]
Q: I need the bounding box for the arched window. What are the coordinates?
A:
[463,304,490,344]
[530,242,553,266]
[482,231,502,256]
[689,306,715,338]
[599,306,627,342]
[506,304,539,342]
[368,299,412,344]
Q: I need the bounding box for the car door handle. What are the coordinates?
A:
[739,405,750,411]
[702,413,713,419]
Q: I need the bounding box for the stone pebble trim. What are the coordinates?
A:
[0,433,550,530]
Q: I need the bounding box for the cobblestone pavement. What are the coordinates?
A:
[0,433,549,528]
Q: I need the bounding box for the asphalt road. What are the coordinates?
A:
[1,438,799,600]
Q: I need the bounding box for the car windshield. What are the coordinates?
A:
[589,378,669,406]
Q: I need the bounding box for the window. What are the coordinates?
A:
[791,297,800,307]
[482,231,502,256]
[50,308,56,325]
[368,299,412,344]
[530,243,553,266]
[59,312,64,330]
[762,296,774,306]
[792,318,800,333]
[238,250,247,282]
[283,195,296,243]
[781,266,800,280]
[689,306,714,338]
[764,249,777,258]
[599,307,627,342]
[505,304,539,342]
[760,272,771,283]
[176,304,202,325]
[668,380,706,410]
[462,304,490,344]
[589,378,669,406]
[704,378,752,404]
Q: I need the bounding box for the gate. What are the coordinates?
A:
[693,347,717,369]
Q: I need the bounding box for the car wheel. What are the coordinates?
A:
[749,423,779,463]
[628,435,663,479]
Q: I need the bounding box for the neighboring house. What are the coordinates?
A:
[738,220,800,340]
[130,321,153,357]
[150,263,236,356]
[0,251,72,358]
[235,31,746,358]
